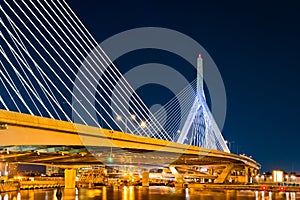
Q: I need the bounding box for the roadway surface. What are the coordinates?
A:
[0,110,260,169]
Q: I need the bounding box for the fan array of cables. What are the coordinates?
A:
[0,0,229,152]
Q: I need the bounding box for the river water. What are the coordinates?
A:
[0,186,298,200]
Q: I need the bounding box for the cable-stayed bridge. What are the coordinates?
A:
[0,0,259,187]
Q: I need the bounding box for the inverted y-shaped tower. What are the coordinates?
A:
[177,55,229,152]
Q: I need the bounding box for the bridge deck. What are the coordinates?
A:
[0,110,260,169]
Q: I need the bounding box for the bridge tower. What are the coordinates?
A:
[196,54,204,97]
[176,55,229,152]
[177,55,206,146]
[191,54,207,147]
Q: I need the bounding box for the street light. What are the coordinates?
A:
[116,114,137,133]
[173,130,181,141]
[130,114,136,120]
[140,121,147,129]
[116,115,122,121]
[0,124,8,130]
[291,175,296,181]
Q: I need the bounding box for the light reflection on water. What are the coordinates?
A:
[254,190,297,200]
[0,186,299,200]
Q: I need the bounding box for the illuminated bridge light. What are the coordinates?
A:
[0,124,8,130]
[108,156,113,163]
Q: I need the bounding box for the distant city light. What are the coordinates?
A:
[273,170,283,182]
[261,185,268,191]
[291,175,296,180]
[279,186,286,192]
[200,168,208,172]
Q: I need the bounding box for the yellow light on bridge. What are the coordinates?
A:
[0,124,8,130]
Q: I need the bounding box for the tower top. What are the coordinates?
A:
[197,54,204,97]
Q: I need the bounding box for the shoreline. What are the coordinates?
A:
[186,183,300,192]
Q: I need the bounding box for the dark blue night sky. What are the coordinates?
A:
[1,0,300,172]
[66,0,300,172]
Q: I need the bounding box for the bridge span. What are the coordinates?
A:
[0,110,259,167]
[0,109,260,187]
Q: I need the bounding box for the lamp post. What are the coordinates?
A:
[0,124,8,130]
[224,140,235,152]
[176,130,181,141]
[116,114,137,133]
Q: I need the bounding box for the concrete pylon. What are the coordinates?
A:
[214,164,234,183]
[169,166,185,187]
[142,171,149,187]
[244,166,249,183]
[64,169,76,189]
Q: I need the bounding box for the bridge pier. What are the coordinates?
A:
[64,169,76,189]
[142,171,149,187]
[245,166,249,183]
[214,164,234,183]
[169,166,185,187]
[208,168,214,183]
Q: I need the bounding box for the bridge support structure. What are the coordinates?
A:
[142,171,150,187]
[214,164,234,183]
[244,166,249,183]
[64,169,76,189]
[169,166,185,187]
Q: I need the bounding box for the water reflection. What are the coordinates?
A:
[254,190,297,200]
[0,187,300,199]
[185,188,190,200]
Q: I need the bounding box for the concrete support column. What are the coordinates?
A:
[169,166,185,187]
[208,168,214,183]
[244,166,249,183]
[209,168,214,175]
[249,168,255,183]
[142,171,149,187]
[65,169,76,189]
[214,164,234,183]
